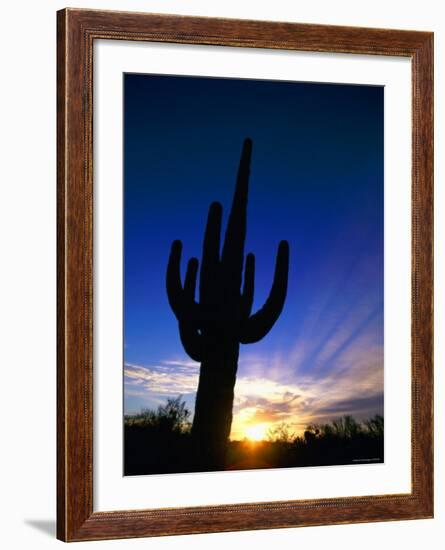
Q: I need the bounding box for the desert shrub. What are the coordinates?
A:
[266,422,295,443]
[124,396,191,433]
[124,397,193,475]
[364,414,384,437]
[293,415,384,467]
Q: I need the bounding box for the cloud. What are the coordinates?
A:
[314,393,383,416]
[161,360,200,369]
[229,376,317,437]
[124,362,199,396]
[227,319,383,437]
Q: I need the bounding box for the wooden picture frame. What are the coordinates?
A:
[57,8,433,542]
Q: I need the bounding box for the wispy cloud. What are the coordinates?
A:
[315,393,383,416]
[124,362,199,396]
[160,360,200,368]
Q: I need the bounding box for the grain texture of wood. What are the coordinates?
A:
[57,8,433,542]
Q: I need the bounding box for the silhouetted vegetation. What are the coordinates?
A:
[290,414,384,467]
[166,139,289,466]
[266,422,295,443]
[124,397,195,475]
[124,398,383,475]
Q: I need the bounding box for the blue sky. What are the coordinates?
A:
[123,73,384,438]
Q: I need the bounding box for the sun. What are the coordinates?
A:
[244,424,268,442]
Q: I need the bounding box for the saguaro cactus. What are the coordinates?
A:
[166,138,289,465]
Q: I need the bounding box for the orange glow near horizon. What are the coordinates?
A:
[244,423,268,441]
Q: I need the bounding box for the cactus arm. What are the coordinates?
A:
[184,257,199,297]
[179,257,203,362]
[241,252,255,318]
[200,202,222,304]
[239,240,289,344]
[166,240,185,318]
[221,139,252,292]
[166,240,201,321]
[178,324,202,362]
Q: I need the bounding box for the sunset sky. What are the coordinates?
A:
[123,73,384,440]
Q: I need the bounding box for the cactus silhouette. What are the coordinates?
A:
[166,138,289,465]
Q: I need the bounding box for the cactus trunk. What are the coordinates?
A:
[192,339,239,467]
[166,139,289,467]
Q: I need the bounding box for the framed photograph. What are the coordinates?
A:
[57,8,433,542]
